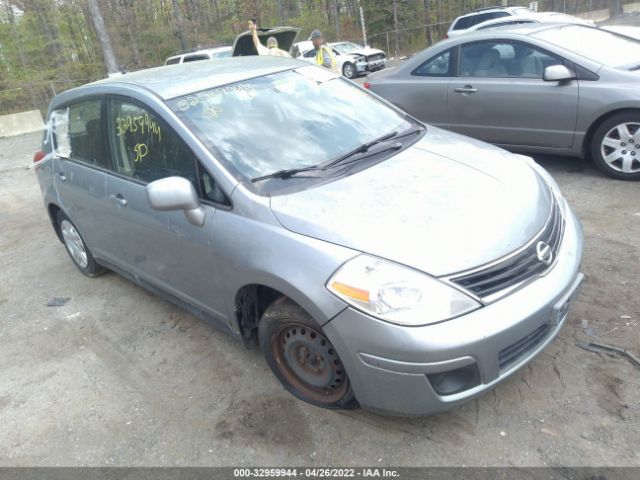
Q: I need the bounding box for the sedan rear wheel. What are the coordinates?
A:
[591,113,640,180]
[56,211,106,277]
[258,299,358,410]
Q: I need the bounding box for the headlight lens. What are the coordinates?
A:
[327,255,481,326]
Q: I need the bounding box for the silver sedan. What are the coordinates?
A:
[366,24,640,180]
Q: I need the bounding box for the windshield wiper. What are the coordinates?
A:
[322,124,424,169]
[629,64,640,71]
[251,165,321,183]
[322,130,401,168]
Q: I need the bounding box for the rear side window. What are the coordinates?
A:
[165,57,181,65]
[49,99,106,168]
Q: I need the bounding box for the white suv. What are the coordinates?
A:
[447,6,534,38]
[164,46,231,65]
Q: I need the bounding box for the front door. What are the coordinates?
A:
[104,97,229,321]
[448,40,579,148]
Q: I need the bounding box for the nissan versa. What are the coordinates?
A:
[34,57,584,415]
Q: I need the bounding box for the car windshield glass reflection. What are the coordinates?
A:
[169,68,406,181]
[534,25,640,69]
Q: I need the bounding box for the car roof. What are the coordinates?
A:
[60,56,303,103]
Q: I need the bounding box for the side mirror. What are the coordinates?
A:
[543,65,575,82]
[146,176,205,227]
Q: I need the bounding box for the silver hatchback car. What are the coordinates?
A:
[35,57,583,416]
[366,24,640,180]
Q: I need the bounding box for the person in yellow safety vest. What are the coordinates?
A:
[310,30,336,71]
[248,21,292,58]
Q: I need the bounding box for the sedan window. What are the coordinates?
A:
[413,49,452,76]
[460,41,562,79]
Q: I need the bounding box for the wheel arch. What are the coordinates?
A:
[47,203,64,243]
[233,276,345,348]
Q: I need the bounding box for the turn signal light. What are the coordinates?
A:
[363,82,371,89]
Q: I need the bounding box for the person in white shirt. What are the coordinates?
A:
[248,21,291,58]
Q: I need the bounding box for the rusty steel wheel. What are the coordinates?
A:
[259,299,357,409]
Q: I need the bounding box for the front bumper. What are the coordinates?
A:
[365,59,386,72]
[323,205,584,416]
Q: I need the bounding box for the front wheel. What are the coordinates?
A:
[591,113,640,180]
[342,62,356,79]
[258,299,358,410]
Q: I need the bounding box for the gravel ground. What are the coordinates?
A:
[0,131,638,467]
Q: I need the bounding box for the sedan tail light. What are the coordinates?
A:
[33,150,46,163]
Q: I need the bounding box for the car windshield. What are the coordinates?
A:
[169,66,408,181]
[334,42,360,54]
[534,25,640,68]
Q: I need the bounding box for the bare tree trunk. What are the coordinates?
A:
[392,0,399,59]
[122,5,143,68]
[87,0,119,74]
[170,0,189,51]
[424,0,433,45]
[334,0,340,38]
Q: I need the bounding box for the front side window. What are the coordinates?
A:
[460,41,562,78]
[108,100,198,185]
[50,99,106,168]
[169,66,408,182]
[413,49,452,76]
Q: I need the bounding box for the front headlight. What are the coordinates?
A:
[327,255,481,326]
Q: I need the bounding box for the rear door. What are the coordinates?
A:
[103,96,230,321]
[447,39,579,148]
[50,98,119,262]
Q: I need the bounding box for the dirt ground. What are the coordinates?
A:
[0,131,638,467]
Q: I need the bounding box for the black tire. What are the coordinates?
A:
[258,298,358,410]
[56,211,106,277]
[342,62,356,79]
[590,112,640,180]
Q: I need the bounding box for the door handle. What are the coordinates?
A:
[56,172,66,182]
[454,85,478,94]
[109,194,128,208]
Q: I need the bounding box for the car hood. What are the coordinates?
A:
[232,26,300,56]
[270,127,553,276]
[348,46,385,56]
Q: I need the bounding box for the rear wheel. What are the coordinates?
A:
[56,211,106,277]
[342,62,356,79]
[258,299,357,410]
[591,112,640,180]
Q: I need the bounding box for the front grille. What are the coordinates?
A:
[450,197,564,300]
[498,324,550,371]
[366,53,385,62]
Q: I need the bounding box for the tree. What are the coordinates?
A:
[87,0,118,74]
